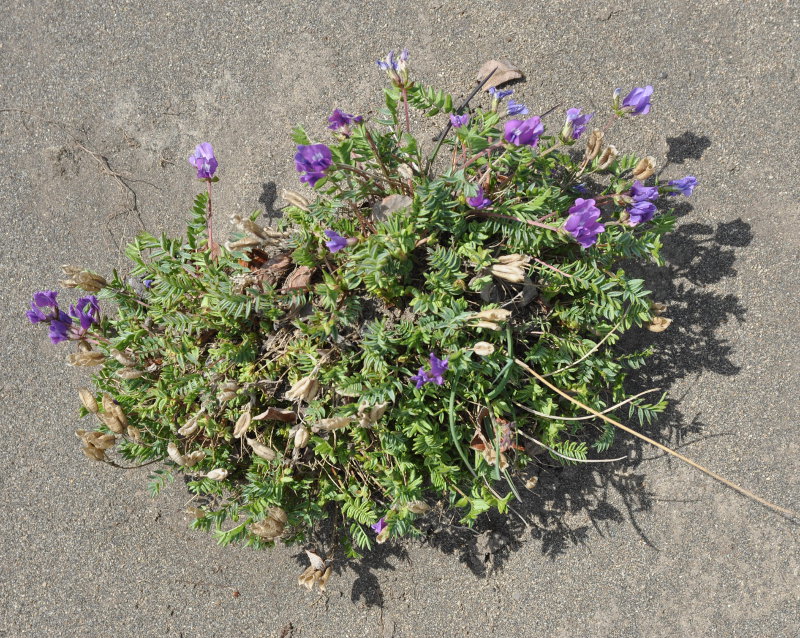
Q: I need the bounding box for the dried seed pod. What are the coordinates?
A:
[66,352,105,367]
[78,388,99,414]
[268,506,288,525]
[61,264,82,277]
[651,302,668,315]
[397,163,414,180]
[474,308,512,322]
[356,402,389,427]
[116,368,145,380]
[490,264,526,283]
[225,237,263,251]
[59,278,78,288]
[293,426,310,449]
[646,316,672,332]
[178,413,201,436]
[375,527,390,544]
[219,380,240,393]
[91,433,117,450]
[253,407,297,423]
[183,450,205,467]
[77,340,93,353]
[247,438,277,461]
[475,320,500,331]
[74,271,107,292]
[472,341,495,356]
[83,445,106,462]
[285,376,320,403]
[250,517,284,540]
[632,156,656,181]
[127,426,141,441]
[233,412,252,439]
[217,390,238,403]
[110,404,128,429]
[167,441,184,465]
[597,144,618,169]
[297,565,317,590]
[318,566,332,592]
[312,416,352,433]
[496,254,529,266]
[525,476,539,490]
[111,349,136,367]
[99,413,125,434]
[407,501,431,515]
[206,468,229,481]
[281,189,311,212]
[584,128,604,162]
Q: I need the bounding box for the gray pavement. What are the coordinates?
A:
[1,1,798,636]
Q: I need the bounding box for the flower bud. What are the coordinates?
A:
[233,411,252,439]
[66,352,105,367]
[583,129,604,162]
[472,341,495,356]
[474,308,512,322]
[632,156,656,181]
[78,388,99,414]
[407,501,431,515]
[375,527,390,544]
[281,189,311,212]
[206,468,229,481]
[293,426,311,449]
[285,376,320,402]
[247,437,278,461]
[490,264,526,283]
[597,145,618,169]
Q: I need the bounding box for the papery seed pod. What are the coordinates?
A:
[475,320,500,331]
[83,445,106,462]
[584,128,604,161]
[206,468,229,481]
[225,237,263,251]
[293,426,310,449]
[77,340,92,353]
[110,404,128,429]
[91,433,117,450]
[281,189,310,212]
[217,391,238,403]
[285,376,319,402]
[268,506,288,525]
[242,219,269,240]
[183,450,205,467]
[111,349,136,367]
[250,517,284,540]
[490,264,526,283]
[66,352,105,367]
[127,426,141,441]
[651,302,668,315]
[646,316,672,332]
[313,416,352,433]
[472,341,495,356]
[61,264,82,277]
[78,388,99,414]
[219,381,240,393]
[75,271,106,292]
[297,565,317,590]
[253,407,297,422]
[318,566,332,592]
[247,438,278,461]
[474,308,512,322]
[178,413,201,436]
[632,156,656,180]
[101,393,115,413]
[233,412,252,439]
[597,144,618,170]
[167,441,185,465]
[99,413,125,435]
[407,501,431,515]
[369,402,389,423]
[525,476,539,490]
[59,278,78,288]
[116,368,145,380]
[496,254,529,266]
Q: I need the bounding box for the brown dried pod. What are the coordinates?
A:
[281,189,310,212]
[525,476,539,490]
[373,194,413,222]
[225,237,263,251]
[178,412,202,436]
[490,263,526,283]
[183,451,205,467]
[293,426,311,449]
[584,128,604,162]
[218,390,238,403]
[78,388,98,414]
[597,145,619,170]
[233,411,252,439]
[268,506,288,525]
[253,407,297,423]
[646,316,672,333]
[247,438,278,461]
[285,376,319,403]
[167,442,184,465]
[61,264,82,277]
[476,59,524,90]
[83,445,106,462]
[651,302,668,315]
[111,349,136,367]
[406,501,431,515]
[474,308,512,322]
[116,368,145,380]
[312,415,352,433]
[126,426,141,441]
[110,404,128,429]
[66,352,105,367]
[206,468,229,481]
[99,413,124,435]
[474,320,501,331]
[632,156,656,181]
[496,254,529,266]
[250,516,284,540]
[472,342,496,356]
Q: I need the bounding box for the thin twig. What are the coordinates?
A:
[543,319,623,378]
[532,257,572,278]
[514,358,798,519]
[516,430,627,464]
[513,387,662,422]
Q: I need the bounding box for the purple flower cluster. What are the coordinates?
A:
[26,291,100,344]
[371,518,387,534]
[488,87,513,102]
[626,180,660,226]
[188,143,218,179]
[563,108,594,140]
[620,86,653,116]
[324,229,351,253]
[376,49,410,86]
[564,199,606,248]
[410,352,449,388]
[295,144,333,187]
[507,99,529,116]
[449,113,470,128]
[328,109,363,131]
[504,116,544,147]
[667,175,697,196]
[467,186,492,209]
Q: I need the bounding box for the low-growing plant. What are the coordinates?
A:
[29,53,710,572]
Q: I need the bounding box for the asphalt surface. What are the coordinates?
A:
[1,1,798,636]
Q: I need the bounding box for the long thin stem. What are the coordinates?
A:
[514,358,798,518]
[514,387,662,422]
[206,179,220,259]
[472,209,560,233]
[400,85,411,133]
[516,430,627,464]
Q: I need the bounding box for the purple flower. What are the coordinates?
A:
[328,109,363,130]
[504,116,544,147]
[48,311,73,344]
[449,113,470,128]
[621,86,653,116]
[626,201,657,226]
[467,186,492,210]
[667,175,698,197]
[411,352,449,388]
[294,144,333,187]
[324,229,350,253]
[371,517,388,534]
[69,295,100,331]
[27,290,59,324]
[488,87,513,101]
[564,108,594,140]
[188,143,218,179]
[377,49,410,85]
[564,198,605,248]
[630,180,659,202]
[506,100,529,116]
[143,279,154,289]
